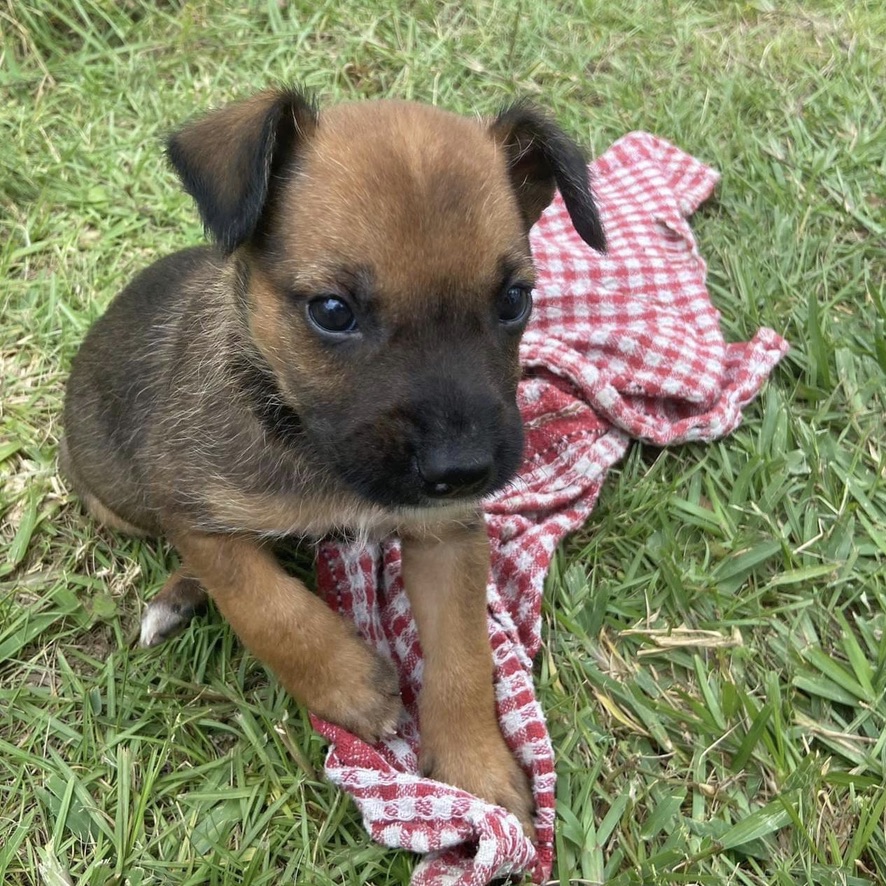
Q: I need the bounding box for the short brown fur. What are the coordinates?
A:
[63,88,605,841]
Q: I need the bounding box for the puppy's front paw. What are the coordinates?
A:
[423,732,536,841]
[307,634,404,744]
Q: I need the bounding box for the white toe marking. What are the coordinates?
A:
[139,601,188,648]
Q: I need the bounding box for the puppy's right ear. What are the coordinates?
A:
[490,102,606,253]
[167,88,318,253]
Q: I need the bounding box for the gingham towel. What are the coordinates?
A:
[310,132,789,885]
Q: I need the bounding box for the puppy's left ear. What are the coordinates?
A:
[490,103,606,252]
[167,87,318,253]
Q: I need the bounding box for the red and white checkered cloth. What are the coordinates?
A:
[310,132,788,884]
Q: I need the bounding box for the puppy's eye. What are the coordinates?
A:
[497,285,532,326]
[306,296,358,335]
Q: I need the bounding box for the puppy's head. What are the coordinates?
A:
[168,88,605,509]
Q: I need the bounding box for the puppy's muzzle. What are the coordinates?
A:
[330,375,524,508]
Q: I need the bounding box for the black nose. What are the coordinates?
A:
[417,448,495,498]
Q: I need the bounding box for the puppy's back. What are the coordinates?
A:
[63,246,221,533]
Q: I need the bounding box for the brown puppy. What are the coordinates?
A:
[62,88,605,836]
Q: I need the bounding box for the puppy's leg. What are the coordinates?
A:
[139,571,208,647]
[171,530,403,743]
[400,519,536,839]
[59,437,149,537]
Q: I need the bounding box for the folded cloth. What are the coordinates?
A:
[310,132,789,885]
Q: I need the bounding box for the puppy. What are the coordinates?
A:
[61,88,605,836]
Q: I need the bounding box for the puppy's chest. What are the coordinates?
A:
[197,485,466,542]
[197,485,382,537]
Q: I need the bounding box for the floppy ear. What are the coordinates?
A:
[166,87,318,253]
[490,103,606,252]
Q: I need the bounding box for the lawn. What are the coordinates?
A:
[1,1,885,884]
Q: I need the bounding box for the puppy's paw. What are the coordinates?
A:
[423,732,536,841]
[308,636,404,745]
[139,573,207,647]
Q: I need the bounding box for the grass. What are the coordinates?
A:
[1,0,885,883]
